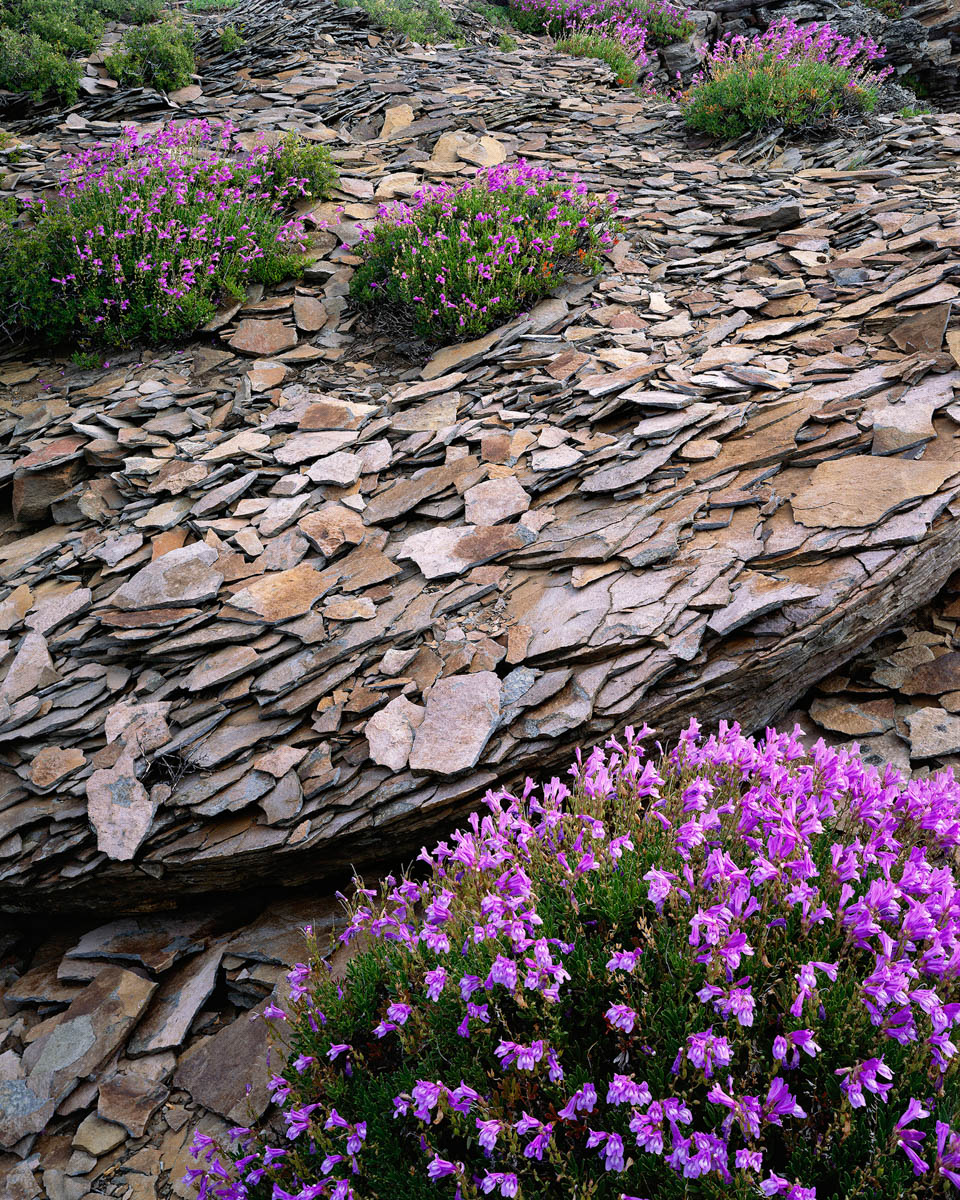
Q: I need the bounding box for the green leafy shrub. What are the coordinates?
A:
[93,0,164,20]
[0,119,337,348]
[349,160,616,342]
[185,0,237,10]
[557,30,639,85]
[219,21,243,50]
[0,0,163,103]
[188,720,960,1200]
[498,31,517,49]
[271,132,339,201]
[338,0,458,42]
[682,18,893,139]
[105,16,195,92]
[0,29,83,102]
[863,0,902,15]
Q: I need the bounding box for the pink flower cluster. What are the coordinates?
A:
[350,159,616,338]
[187,719,960,1200]
[692,16,893,90]
[36,119,310,327]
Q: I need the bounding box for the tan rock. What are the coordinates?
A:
[791,457,960,529]
[380,102,415,137]
[72,1112,126,1156]
[408,672,501,775]
[86,749,157,862]
[224,564,334,623]
[30,746,86,789]
[228,319,297,356]
[127,946,222,1056]
[365,696,425,771]
[809,696,894,736]
[905,707,960,758]
[298,504,365,556]
[902,651,960,695]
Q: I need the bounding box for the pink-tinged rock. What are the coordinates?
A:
[365,696,425,770]
[1,631,60,702]
[173,1000,271,1122]
[110,543,223,610]
[228,319,297,356]
[293,295,328,331]
[408,672,500,775]
[86,750,158,861]
[127,946,223,1056]
[398,524,529,580]
[464,476,531,525]
[791,457,960,529]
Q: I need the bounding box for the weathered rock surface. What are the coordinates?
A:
[1,0,960,932]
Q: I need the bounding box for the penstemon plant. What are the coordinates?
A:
[348,160,617,342]
[0,120,336,347]
[681,17,894,138]
[188,720,960,1200]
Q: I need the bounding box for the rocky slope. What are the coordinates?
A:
[3,4,960,1193]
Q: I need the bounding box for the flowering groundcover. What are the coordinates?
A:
[682,18,893,139]
[508,0,694,85]
[348,160,616,343]
[0,120,336,348]
[189,720,960,1200]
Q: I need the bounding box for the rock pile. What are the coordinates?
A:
[2,35,960,916]
[3,7,960,1191]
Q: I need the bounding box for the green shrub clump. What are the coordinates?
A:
[683,18,893,139]
[349,160,616,342]
[219,22,243,51]
[557,31,640,85]
[0,122,337,347]
[105,15,195,92]
[0,0,163,104]
[185,0,237,10]
[339,0,458,42]
[188,720,960,1200]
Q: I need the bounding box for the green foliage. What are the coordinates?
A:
[184,0,237,9]
[0,123,337,349]
[0,29,82,102]
[557,30,639,85]
[0,0,163,104]
[349,163,614,342]
[899,104,932,118]
[498,30,517,49]
[105,16,195,92]
[271,133,339,204]
[863,0,902,15]
[219,21,243,50]
[338,0,458,42]
[683,60,878,139]
[91,0,163,20]
[472,0,515,27]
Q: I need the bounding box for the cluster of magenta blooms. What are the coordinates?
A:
[37,119,310,325]
[690,16,894,90]
[508,0,693,83]
[350,160,616,339]
[188,720,960,1200]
